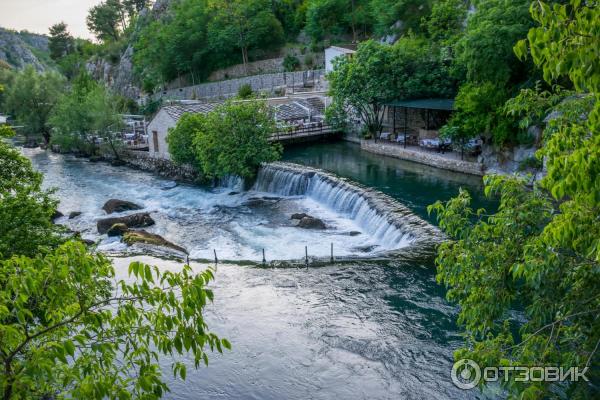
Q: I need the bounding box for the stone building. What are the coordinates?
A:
[146,102,217,159]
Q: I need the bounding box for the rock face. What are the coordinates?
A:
[102,199,143,214]
[0,27,51,71]
[106,223,129,237]
[297,216,326,230]
[123,230,187,253]
[97,212,155,234]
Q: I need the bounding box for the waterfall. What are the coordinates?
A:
[253,162,440,250]
[218,175,245,191]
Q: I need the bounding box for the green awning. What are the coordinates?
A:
[384,98,455,111]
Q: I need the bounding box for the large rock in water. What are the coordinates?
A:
[106,223,129,237]
[102,199,143,214]
[97,212,155,234]
[123,230,187,254]
[297,216,326,230]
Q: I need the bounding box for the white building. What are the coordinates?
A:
[325,45,356,73]
[146,102,216,159]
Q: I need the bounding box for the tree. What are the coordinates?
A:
[327,40,395,137]
[429,1,600,398]
[4,66,65,144]
[50,74,124,158]
[48,22,74,60]
[444,0,536,145]
[192,101,282,178]
[166,113,204,166]
[208,0,285,70]
[0,125,228,399]
[0,241,228,399]
[422,0,467,44]
[327,39,454,137]
[0,125,63,259]
[87,0,142,42]
[369,0,432,37]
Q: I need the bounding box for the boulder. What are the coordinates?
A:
[291,213,310,220]
[111,159,126,167]
[69,211,82,219]
[297,216,326,230]
[123,230,187,254]
[107,223,129,237]
[348,231,361,236]
[52,210,64,221]
[102,199,143,214]
[97,212,155,234]
[88,155,105,162]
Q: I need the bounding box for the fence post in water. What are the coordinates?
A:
[330,243,334,263]
[213,249,218,265]
[262,248,266,265]
[305,246,308,267]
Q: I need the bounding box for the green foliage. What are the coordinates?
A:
[430,1,600,398]
[48,22,75,61]
[369,0,432,37]
[134,0,285,91]
[283,54,301,71]
[422,0,467,44]
[305,0,371,42]
[328,38,456,135]
[208,0,285,67]
[237,83,254,99]
[87,0,146,42]
[0,125,63,259]
[191,101,282,178]
[166,113,204,166]
[49,73,124,157]
[0,241,227,399]
[456,0,532,85]
[4,66,66,143]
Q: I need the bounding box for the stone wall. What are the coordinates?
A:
[143,69,326,104]
[207,58,285,81]
[361,140,485,176]
[120,150,204,183]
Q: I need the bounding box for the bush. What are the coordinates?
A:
[237,83,254,99]
[283,54,300,72]
[303,53,315,68]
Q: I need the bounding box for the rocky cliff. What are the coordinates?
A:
[0,28,52,71]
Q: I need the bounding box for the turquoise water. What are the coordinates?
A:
[284,141,495,223]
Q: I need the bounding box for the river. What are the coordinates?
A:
[24,142,495,400]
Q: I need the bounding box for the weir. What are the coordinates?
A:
[252,162,442,251]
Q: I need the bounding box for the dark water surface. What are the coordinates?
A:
[26,143,495,399]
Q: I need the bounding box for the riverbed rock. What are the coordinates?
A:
[102,199,143,214]
[106,223,129,237]
[297,216,326,230]
[97,212,155,234]
[291,213,310,220]
[160,181,178,190]
[111,159,126,167]
[52,210,64,221]
[89,155,105,162]
[123,230,187,253]
[69,211,82,219]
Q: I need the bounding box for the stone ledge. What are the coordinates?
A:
[361,140,485,176]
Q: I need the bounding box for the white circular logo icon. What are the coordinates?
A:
[451,359,481,390]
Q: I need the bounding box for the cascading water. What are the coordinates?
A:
[253,162,441,250]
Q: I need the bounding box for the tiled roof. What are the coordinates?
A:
[163,102,218,122]
[275,97,326,121]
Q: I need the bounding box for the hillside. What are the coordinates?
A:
[0,27,53,71]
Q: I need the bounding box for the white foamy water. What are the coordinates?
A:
[25,149,436,261]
